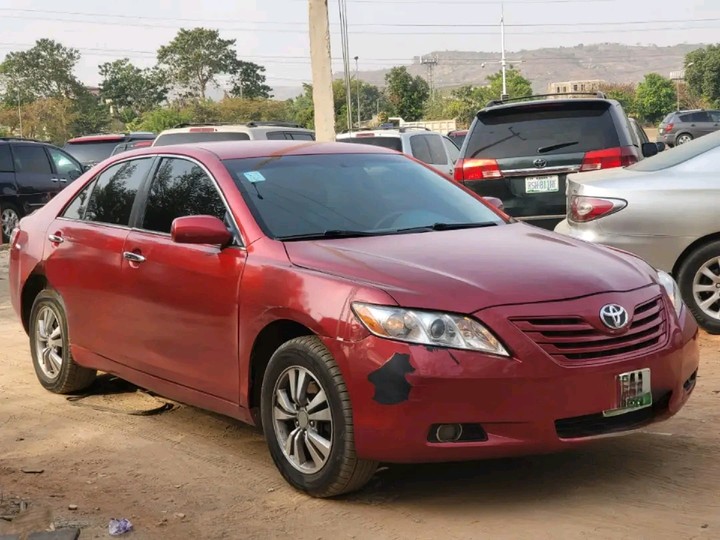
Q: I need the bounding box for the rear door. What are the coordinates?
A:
[47,147,84,188]
[10,143,56,210]
[689,111,715,137]
[409,133,451,176]
[459,101,620,228]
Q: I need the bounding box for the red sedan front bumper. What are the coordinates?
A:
[328,288,699,464]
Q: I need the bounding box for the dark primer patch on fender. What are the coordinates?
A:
[367,353,416,405]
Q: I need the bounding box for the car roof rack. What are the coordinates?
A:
[245,121,304,128]
[485,91,608,108]
[172,121,305,129]
[397,126,430,132]
[172,122,236,129]
[0,136,49,143]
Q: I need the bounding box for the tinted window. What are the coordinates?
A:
[84,158,152,225]
[709,111,720,123]
[661,113,676,124]
[48,147,83,179]
[63,142,121,165]
[410,134,448,165]
[223,153,504,239]
[338,136,403,152]
[12,145,52,174]
[61,180,97,220]
[628,130,720,172]
[465,102,619,159]
[0,145,13,172]
[290,132,315,141]
[153,132,251,147]
[142,158,227,234]
[443,137,460,162]
[690,112,711,122]
[448,133,466,147]
[266,131,288,140]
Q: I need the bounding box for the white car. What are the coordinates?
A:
[152,122,315,146]
[336,128,460,177]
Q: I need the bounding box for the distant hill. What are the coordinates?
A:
[294,42,706,97]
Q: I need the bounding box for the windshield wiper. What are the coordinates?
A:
[396,222,499,233]
[537,141,579,153]
[278,229,383,241]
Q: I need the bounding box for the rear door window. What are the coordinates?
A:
[290,132,315,141]
[83,158,153,226]
[12,145,52,174]
[153,132,251,146]
[410,134,448,165]
[689,112,711,123]
[465,102,619,158]
[443,136,460,162]
[338,136,403,152]
[48,147,83,180]
[0,145,13,172]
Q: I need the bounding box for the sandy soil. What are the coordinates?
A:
[1,248,719,539]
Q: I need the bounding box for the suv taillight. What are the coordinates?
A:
[663,123,674,133]
[570,196,627,222]
[580,147,637,172]
[454,158,503,182]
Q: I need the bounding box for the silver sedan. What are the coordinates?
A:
[555,130,720,333]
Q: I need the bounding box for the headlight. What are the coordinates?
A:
[657,270,683,316]
[351,302,509,356]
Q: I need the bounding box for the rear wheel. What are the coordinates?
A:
[29,289,97,393]
[677,240,720,334]
[676,133,693,145]
[260,336,378,497]
[1,202,21,243]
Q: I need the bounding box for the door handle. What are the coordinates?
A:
[51,178,67,183]
[123,251,146,263]
[48,234,64,244]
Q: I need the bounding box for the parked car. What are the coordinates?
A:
[554,129,720,333]
[454,93,660,230]
[111,139,154,156]
[658,109,720,147]
[64,132,156,167]
[0,137,84,243]
[8,141,698,497]
[152,122,315,146]
[629,117,665,152]
[447,129,468,148]
[337,127,459,176]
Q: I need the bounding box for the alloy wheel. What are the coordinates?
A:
[677,134,692,145]
[1,208,19,239]
[272,366,333,473]
[692,257,720,320]
[34,305,64,379]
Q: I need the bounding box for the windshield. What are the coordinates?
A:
[337,136,403,152]
[154,132,251,146]
[223,153,504,240]
[63,141,120,164]
[627,130,720,172]
[466,102,619,159]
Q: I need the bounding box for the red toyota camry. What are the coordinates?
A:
[8,141,699,497]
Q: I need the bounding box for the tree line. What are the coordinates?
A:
[1,29,719,143]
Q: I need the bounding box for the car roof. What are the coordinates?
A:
[116,140,398,161]
[157,124,312,136]
[66,133,155,144]
[480,97,617,113]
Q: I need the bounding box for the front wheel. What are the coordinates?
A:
[1,202,21,243]
[29,289,97,393]
[260,336,378,497]
[677,240,720,334]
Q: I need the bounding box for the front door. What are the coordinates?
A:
[44,157,155,361]
[46,147,84,189]
[117,157,245,402]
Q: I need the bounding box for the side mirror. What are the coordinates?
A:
[171,215,232,246]
[641,142,659,158]
[655,141,666,152]
[483,196,504,211]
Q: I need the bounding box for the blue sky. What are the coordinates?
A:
[0,0,716,91]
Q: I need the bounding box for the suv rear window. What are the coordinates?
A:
[465,102,619,159]
[338,136,402,152]
[154,132,251,146]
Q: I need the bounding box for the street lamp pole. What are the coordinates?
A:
[354,56,361,127]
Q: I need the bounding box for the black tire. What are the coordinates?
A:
[1,202,21,243]
[677,240,720,334]
[29,289,97,393]
[260,336,378,497]
[675,132,693,145]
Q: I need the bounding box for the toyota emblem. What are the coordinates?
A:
[599,304,630,330]
[533,158,547,169]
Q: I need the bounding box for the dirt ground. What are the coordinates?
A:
[1,247,719,540]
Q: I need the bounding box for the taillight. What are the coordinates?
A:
[664,123,674,133]
[454,158,503,182]
[580,147,637,172]
[570,196,627,222]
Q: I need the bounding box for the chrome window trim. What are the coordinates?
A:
[502,165,581,177]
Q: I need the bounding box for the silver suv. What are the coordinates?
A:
[152,122,315,147]
[336,127,460,177]
[658,109,720,147]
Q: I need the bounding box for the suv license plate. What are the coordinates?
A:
[603,368,652,417]
[525,175,559,193]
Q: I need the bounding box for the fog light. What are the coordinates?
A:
[435,423,463,442]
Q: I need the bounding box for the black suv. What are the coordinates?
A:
[0,138,85,242]
[454,93,660,230]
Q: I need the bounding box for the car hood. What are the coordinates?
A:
[284,223,655,313]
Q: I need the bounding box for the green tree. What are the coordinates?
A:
[229,61,272,99]
[635,73,676,124]
[484,69,532,102]
[287,83,315,129]
[71,87,111,136]
[0,39,82,105]
[599,82,637,116]
[157,28,237,100]
[384,67,430,121]
[685,45,720,108]
[98,59,169,123]
[217,98,290,122]
[128,107,191,133]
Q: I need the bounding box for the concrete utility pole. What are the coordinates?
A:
[421,55,438,99]
[500,3,508,99]
[308,0,336,141]
[354,56,361,127]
